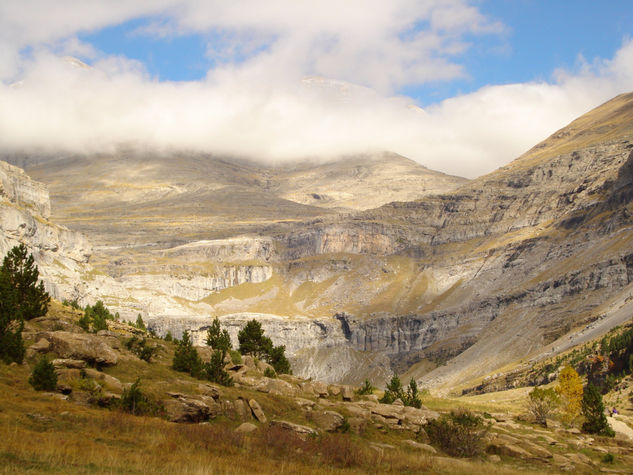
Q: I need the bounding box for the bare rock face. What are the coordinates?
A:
[42,331,118,366]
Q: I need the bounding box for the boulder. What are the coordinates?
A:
[43,331,118,366]
[235,422,258,434]
[487,443,532,459]
[256,378,298,397]
[83,369,124,393]
[310,410,344,432]
[311,381,329,398]
[29,338,51,353]
[294,398,316,409]
[234,399,251,421]
[328,385,341,397]
[345,404,371,419]
[269,420,318,438]
[197,384,220,400]
[370,403,404,420]
[248,399,267,423]
[52,358,86,369]
[341,385,354,402]
[518,440,552,458]
[401,439,437,454]
[163,394,220,423]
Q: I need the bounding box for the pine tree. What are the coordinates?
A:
[405,378,422,408]
[172,331,202,377]
[268,344,291,375]
[1,244,50,321]
[135,314,146,331]
[581,383,614,436]
[205,317,232,352]
[238,319,272,358]
[380,374,404,404]
[204,349,234,386]
[29,356,58,391]
[0,245,49,363]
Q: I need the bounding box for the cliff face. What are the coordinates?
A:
[6,93,633,392]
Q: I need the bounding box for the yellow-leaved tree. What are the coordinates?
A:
[556,365,583,426]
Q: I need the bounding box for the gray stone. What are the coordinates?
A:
[248,399,267,423]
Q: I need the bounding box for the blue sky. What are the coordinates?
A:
[1,0,633,177]
[78,1,633,105]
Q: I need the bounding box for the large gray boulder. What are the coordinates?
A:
[42,331,118,366]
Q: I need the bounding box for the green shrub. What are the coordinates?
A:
[172,331,203,378]
[527,386,559,427]
[164,331,173,342]
[264,367,277,378]
[268,344,291,375]
[29,356,58,391]
[125,336,157,362]
[80,301,115,333]
[135,314,146,331]
[601,453,615,464]
[380,375,421,407]
[356,379,375,395]
[118,378,161,416]
[424,409,490,457]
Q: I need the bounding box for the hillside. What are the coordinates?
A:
[2,302,632,473]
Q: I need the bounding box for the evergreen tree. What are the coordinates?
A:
[380,374,404,404]
[29,356,58,391]
[204,349,234,386]
[0,245,49,363]
[172,331,202,377]
[205,317,232,352]
[135,314,146,331]
[238,319,272,358]
[581,383,614,436]
[1,244,49,321]
[404,378,422,408]
[268,344,291,375]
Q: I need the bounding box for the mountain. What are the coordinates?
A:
[3,93,633,393]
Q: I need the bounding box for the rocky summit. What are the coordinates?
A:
[3,92,633,393]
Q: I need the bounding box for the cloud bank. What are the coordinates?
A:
[0,1,632,178]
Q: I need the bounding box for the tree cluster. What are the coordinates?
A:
[379,374,422,408]
[0,244,50,364]
[237,319,291,374]
[79,300,116,333]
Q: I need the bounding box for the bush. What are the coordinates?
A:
[380,375,422,407]
[264,367,277,378]
[268,344,291,375]
[172,331,203,378]
[29,356,58,391]
[581,383,614,436]
[424,409,490,457]
[164,331,173,342]
[204,349,234,386]
[125,336,157,362]
[118,378,161,416]
[527,386,559,427]
[80,301,115,333]
[356,379,375,395]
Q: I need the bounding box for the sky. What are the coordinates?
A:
[1,0,632,178]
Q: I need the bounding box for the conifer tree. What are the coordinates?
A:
[205,317,232,352]
[172,331,202,377]
[29,356,58,391]
[581,383,614,436]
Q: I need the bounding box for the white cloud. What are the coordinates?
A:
[0,2,632,178]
